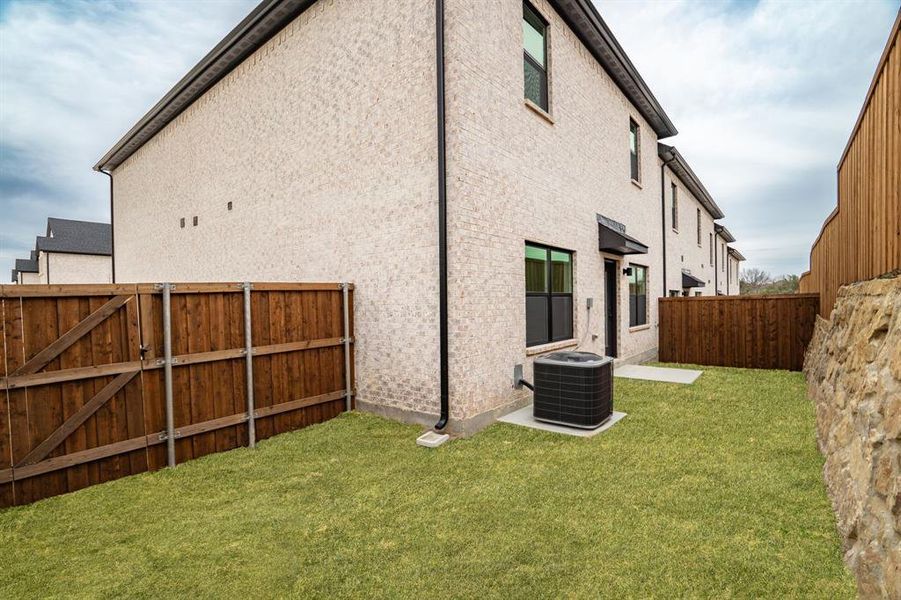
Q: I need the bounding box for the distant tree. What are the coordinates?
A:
[740,270,800,295]
[740,268,771,295]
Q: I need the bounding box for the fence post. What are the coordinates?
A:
[341,282,352,412]
[242,282,256,448]
[161,282,176,468]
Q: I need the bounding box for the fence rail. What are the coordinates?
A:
[799,12,900,315]
[658,294,819,371]
[0,282,354,507]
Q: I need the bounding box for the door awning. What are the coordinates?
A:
[597,214,648,255]
[682,271,705,288]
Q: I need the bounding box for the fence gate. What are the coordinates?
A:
[1,283,354,507]
[1,286,147,506]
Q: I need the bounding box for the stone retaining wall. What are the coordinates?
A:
[803,275,900,598]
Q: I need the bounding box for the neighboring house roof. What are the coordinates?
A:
[94,0,677,172]
[727,247,746,261]
[36,218,112,256]
[714,223,735,243]
[10,255,39,283]
[658,143,724,220]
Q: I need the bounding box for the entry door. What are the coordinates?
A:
[604,259,617,357]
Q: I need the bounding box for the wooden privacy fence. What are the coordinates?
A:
[0,282,354,508]
[799,12,900,316]
[658,294,819,371]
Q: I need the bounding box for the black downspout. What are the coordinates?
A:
[434,0,449,431]
[713,230,719,294]
[100,169,116,283]
[660,156,675,297]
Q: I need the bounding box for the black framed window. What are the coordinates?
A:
[696,208,702,246]
[671,183,678,231]
[628,264,648,327]
[629,119,640,181]
[526,243,573,346]
[721,244,725,271]
[523,3,548,111]
[709,233,713,265]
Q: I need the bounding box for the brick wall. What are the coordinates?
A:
[443,0,667,420]
[663,167,718,297]
[109,0,679,428]
[46,253,112,284]
[112,0,443,422]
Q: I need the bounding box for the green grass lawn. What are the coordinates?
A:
[0,365,853,598]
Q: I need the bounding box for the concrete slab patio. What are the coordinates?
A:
[497,404,627,438]
[614,364,703,384]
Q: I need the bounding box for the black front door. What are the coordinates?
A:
[604,259,617,357]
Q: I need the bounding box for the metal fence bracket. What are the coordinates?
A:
[242,281,256,448]
[341,282,353,412]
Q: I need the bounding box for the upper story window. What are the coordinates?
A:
[721,243,726,271]
[671,183,678,231]
[629,119,640,182]
[709,233,714,265]
[628,264,648,327]
[696,208,702,246]
[525,243,573,346]
[523,3,548,112]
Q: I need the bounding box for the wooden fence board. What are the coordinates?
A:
[799,14,900,314]
[0,283,354,507]
[659,295,819,370]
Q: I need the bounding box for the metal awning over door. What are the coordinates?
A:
[597,214,648,255]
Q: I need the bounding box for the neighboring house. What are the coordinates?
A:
[11,252,40,284]
[9,218,112,284]
[713,224,737,295]
[726,247,745,295]
[658,144,725,297]
[93,0,743,432]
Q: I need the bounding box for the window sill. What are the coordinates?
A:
[524,99,555,124]
[628,324,651,333]
[526,338,578,356]
[631,179,643,189]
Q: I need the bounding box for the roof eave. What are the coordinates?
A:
[96,0,679,172]
[658,143,724,219]
[94,0,316,172]
[714,224,736,243]
[552,0,677,138]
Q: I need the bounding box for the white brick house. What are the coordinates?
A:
[10,218,112,285]
[658,143,724,297]
[726,247,746,295]
[94,0,742,432]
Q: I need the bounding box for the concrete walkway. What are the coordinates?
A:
[614,364,702,384]
[498,405,627,438]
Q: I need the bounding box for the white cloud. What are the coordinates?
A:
[1,0,897,279]
[0,0,257,274]
[596,0,899,275]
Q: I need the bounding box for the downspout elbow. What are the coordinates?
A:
[99,168,116,283]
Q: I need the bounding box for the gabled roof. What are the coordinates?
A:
[10,256,40,282]
[727,247,746,261]
[95,0,677,172]
[714,223,735,243]
[658,143,724,220]
[36,218,112,256]
[14,257,39,273]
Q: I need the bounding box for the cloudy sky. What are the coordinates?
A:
[1,0,898,281]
